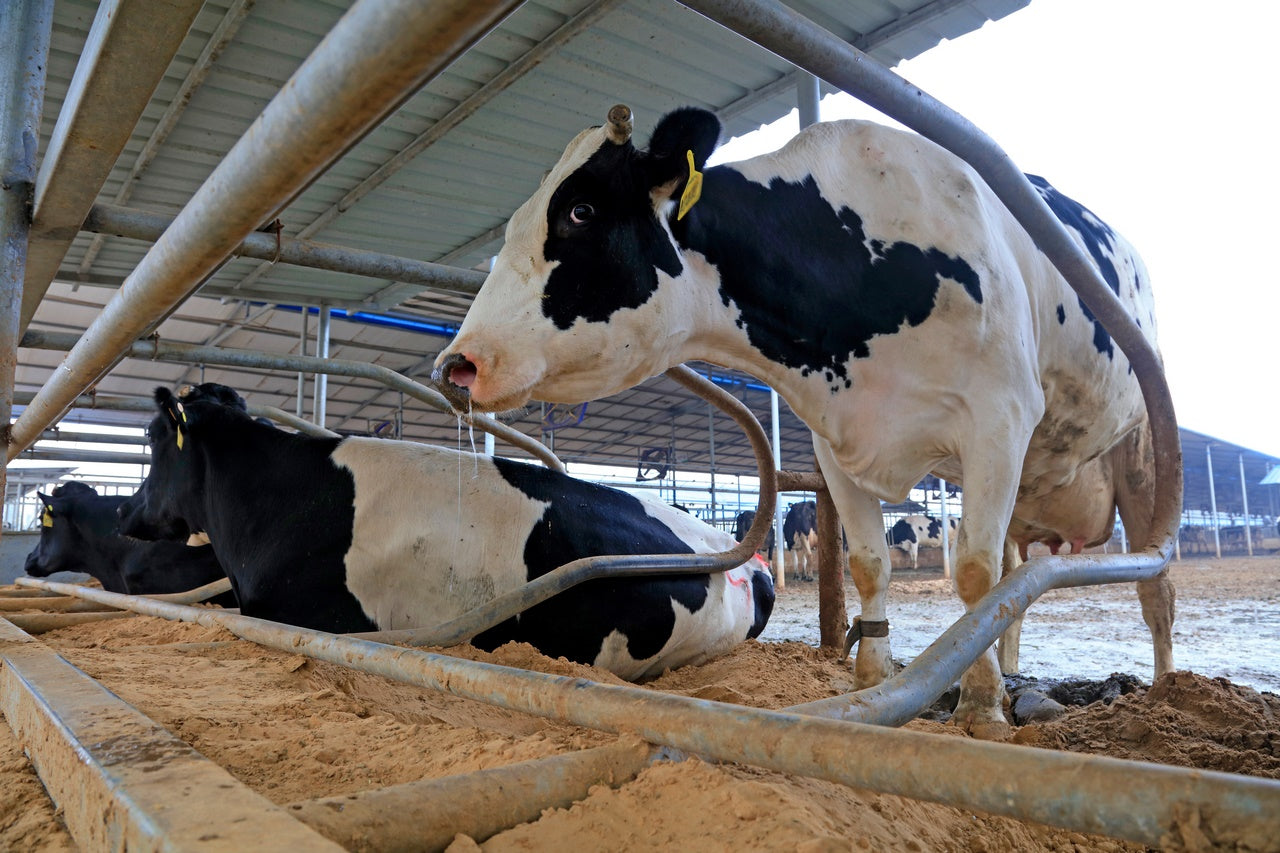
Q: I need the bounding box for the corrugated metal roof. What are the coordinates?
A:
[19,0,1038,490]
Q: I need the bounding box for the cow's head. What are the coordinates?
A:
[434,104,721,412]
[24,484,107,577]
[117,384,247,540]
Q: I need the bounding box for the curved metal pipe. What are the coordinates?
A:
[676,0,1182,558]
[17,577,1280,850]
[14,389,340,438]
[20,329,563,471]
[788,549,1169,723]
[355,365,777,647]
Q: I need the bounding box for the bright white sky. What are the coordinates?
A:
[711,0,1280,459]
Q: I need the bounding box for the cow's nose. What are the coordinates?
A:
[431,353,476,412]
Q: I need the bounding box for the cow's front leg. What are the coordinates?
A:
[814,437,892,688]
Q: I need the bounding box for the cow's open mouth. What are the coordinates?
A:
[431,353,476,412]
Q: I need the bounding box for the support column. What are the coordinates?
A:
[707,406,717,523]
[314,304,330,428]
[1206,444,1220,558]
[296,308,309,419]
[939,478,951,581]
[0,0,54,548]
[814,463,846,650]
[1239,454,1253,556]
[770,388,785,589]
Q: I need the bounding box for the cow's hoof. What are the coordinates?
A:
[950,707,1012,741]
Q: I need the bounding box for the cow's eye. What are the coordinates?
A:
[569,203,594,225]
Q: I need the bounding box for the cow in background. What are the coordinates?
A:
[887,514,958,569]
[24,482,233,605]
[733,509,775,560]
[432,104,1170,737]
[117,384,775,681]
[782,500,819,581]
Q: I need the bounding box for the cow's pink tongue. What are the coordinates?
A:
[449,360,477,388]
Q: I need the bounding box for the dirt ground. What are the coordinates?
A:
[2,555,1278,851]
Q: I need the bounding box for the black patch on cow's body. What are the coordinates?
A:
[1027,174,1123,359]
[783,500,817,547]
[542,142,682,330]
[677,171,981,391]
[1056,304,1066,324]
[888,518,918,546]
[487,457,720,663]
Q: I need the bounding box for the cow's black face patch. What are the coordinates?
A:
[541,142,682,330]
[1028,175,1123,359]
[677,171,982,392]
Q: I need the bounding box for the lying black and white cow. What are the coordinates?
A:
[117,384,774,680]
[433,105,1171,737]
[887,514,958,570]
[25,482,233,604]
[782,500,819,581]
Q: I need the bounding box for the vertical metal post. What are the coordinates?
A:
[939,478,951,581]
[770,388,785,589]
[0,0,54,547]
[797,71,820,128]
[1239,454,1253,556]
[296,308,309,419]
[314,304,330,428]
[1206,444,1220,558]
[707,405,717,522]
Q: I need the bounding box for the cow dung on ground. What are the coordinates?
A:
[3,555,1278,852]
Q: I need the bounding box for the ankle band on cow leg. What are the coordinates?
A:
[839,617,890,661]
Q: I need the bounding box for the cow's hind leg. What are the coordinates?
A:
[996,537,1023,675]
[815,437,893,689]
[1113,421,1175,677]
[950,449,1026,740]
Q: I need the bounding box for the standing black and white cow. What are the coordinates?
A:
[117,384,774,681]
[433,105,1171,737]
[782,500,819,581]
[887,514,958,569]
[24,482,233,604]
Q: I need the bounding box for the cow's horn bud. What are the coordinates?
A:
[606,104,632,145]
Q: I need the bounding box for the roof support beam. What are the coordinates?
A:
[227,0,628,294]
[20,0,205,332]
[75,0,257,277]
[8,0,524,459]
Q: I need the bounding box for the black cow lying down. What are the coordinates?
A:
[25,481,234,605]
[117,384,775,680]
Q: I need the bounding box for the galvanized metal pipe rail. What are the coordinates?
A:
[8,0,524,461]
[19,329,564,471]
[17,577,1280,850]
[14,389,337,438]
[676,0,1183,560]
[82,202,487,296]
[355,364,779,647]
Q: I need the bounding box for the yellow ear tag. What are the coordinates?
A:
[174,400,187,450]
[677,149,703,221]
[41,508,53,528]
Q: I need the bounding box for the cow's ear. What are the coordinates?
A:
[36,491,52,508]
[154,387,191,449]
[643,108,721,207]
[36,493,54,527]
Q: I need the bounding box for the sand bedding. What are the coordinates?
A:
[2,556,1277,851]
